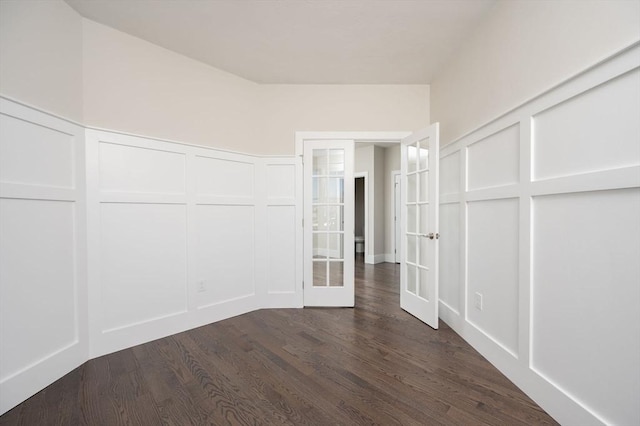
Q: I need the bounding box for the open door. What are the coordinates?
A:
[303,140,355,307]
[400,124,439,329]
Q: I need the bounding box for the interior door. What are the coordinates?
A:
[400,124,439,329]
[303,140,354,307]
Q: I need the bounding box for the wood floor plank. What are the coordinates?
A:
[0,257,559,425]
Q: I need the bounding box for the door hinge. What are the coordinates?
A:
[302,218,304,227]
[302,281,305,288]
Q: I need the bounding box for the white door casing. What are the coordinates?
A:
[394,172,401,263]
[400,124,440,329]
[303,140,355,307]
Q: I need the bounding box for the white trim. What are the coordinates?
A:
[391,170,401,263]
[295,131,411,157]
[366,254,387,264]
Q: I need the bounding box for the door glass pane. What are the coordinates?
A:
[329,261,344,287]
[329,149,344,176]
[313,149,328,175]
[312,177,323,203]
[327,233,344,259]
[407,264,416,294]
[419,235,429,266]
[313,261,327,286]
[407,204,417,233]
[407,235,416,264]
[418,267,429,300]
[419,171,429,202]
[419,145,429,170]
[419,204,429,234]
[408,144,418,173]
[313,206,344,231]
[320,178,344,203]
[407,174,416,203]
[313,233,326,258]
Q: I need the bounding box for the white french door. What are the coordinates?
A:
[400,124,439,329]
[303,140,355,307]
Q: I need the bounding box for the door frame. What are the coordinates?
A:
[392,170,401,263]
[295,131,411,306]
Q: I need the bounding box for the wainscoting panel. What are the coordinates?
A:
[263,158,302,307]
[467,124,519,191]
[195,155,254,198]
[533,68,640,181]
[437,43,640,425]
[99,203,188,331]
[85,130,299,358]
[466,198,519,356]
[0,199,77,379]
[531,188,640,425]
[438,202,460,314]
[195,205,255,307]
[0,98,87,416]
[439,150,460,197]
[0,114,75,189]
[99,141,186,194]
[266,205,297,294]
[266,163,296,200]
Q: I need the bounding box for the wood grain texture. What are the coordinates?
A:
[0,256,558,425]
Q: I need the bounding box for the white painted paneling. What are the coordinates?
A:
[99,142,186,194]
[532,188,640,426]
[196,205,254,306]
[100,203,187,331]
[438,203,460,313]
[0,199,77,380]
[439,151,460,196]
[267,206,296,294]
[267,164,296,200]
[195,156,254,197]
[0,114,74,188]
[467,124,519,191]
[467,198,519,356]
[533,69,640,181]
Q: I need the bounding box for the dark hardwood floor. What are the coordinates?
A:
[1,256,558,425]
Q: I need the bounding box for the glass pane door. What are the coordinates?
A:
[304,140,354,306]
[400,124,439,329]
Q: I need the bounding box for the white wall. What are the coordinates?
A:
[0,99,87,414]
[438,43,640,426]
[384,145,401,261]
[82,19,260,155]
[0,0,83,122]
[431,0,640,145]
[86,130,300,358]
[82,19,429,156]
[258,85,429,154]
[373,146,386,257]
[354,145,388,264]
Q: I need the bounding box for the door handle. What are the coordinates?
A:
[420,233,439,240]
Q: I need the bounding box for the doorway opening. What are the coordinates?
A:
[354,174,366,263]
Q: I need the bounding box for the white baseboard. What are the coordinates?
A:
[365,254,387,264]
[384,253,398,263]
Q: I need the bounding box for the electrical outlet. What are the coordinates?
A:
[198,281,206,293]
[474,292,483,311]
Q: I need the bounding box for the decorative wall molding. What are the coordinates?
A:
[0,98,88,415]
[438,42,640,426]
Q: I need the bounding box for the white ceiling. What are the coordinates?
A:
[65,0,495,84]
